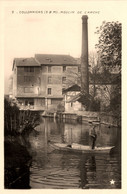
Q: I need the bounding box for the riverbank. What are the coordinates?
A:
[42,110,120,127]
[4,136,32,189]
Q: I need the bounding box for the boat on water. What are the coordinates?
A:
[49,142,115,154]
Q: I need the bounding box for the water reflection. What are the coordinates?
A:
[24,117,121,189]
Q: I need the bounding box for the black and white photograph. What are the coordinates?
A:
[0,0,126,191]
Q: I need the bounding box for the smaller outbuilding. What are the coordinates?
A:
[63,84,85,112]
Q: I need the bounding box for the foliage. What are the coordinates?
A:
[4,98,19,115]
[89,98,101,112]
[95,21,121,117]
[95,21,121,69]
[8,74,13,94]
[77,91,101,112]
[88,52,111,111]
[109,73,121,113]
[57,102,65,112]
[4,98,20,135]
[4,98,40,135]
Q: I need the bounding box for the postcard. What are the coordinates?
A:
[0,0,126,193]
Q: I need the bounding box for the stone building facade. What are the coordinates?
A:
[12,54,79,110]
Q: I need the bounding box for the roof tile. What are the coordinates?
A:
[13,57,40,68]
[35,54,79,65]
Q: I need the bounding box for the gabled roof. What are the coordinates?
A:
[63,84,81,93]
[66,92,92,105]
[66,93,81,103]
[12,57,40,70]
[35,54,79,65]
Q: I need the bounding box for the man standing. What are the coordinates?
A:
[89,124,97,149]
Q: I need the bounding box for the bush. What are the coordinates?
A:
[57,103,65,112]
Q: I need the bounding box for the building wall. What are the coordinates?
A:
[13,62,78,110]
[17,98,46,110]
[12,65,17,98]
[65,101,82,112]
[42,65,78,98]
[17,66,41,97]
[64,91,82,112]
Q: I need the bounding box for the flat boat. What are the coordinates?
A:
[49,142,115,154]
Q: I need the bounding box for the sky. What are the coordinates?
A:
[1,1,124,94]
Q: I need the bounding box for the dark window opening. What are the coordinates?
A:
[48,66,51,73]
[25,99,34,106]
[24,67,34,72]
[62,87,65,94]
[48,88,52,95]
[63,66,66,72]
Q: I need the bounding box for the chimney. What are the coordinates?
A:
[81,15,89,95]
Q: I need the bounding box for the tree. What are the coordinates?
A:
[8,74,13,95]
[95,21,121,118]
[95,21,121,70]
[4,98,20,135]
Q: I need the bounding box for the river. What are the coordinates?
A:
[19,117,121,189]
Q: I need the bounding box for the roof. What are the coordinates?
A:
[12,57,40,70]
[35,54,79,65]
[63,84,81,93]
[67,92,92,106]
[66,93,81,103]
[12,54,79,70]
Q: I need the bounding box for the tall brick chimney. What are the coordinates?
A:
[81,15,89,95]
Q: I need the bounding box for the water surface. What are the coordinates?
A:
[25,118,121,189]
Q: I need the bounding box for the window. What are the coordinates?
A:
[48,76,52,84]
[71,102,73,107]
[62,77,66,84]
[24,67,28,72]
[25,99,34,105]
[24,67,34,72]
[48,66,51,73]
[63,66,66,72]
[30,67,34,72]
[48,88,52,95]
